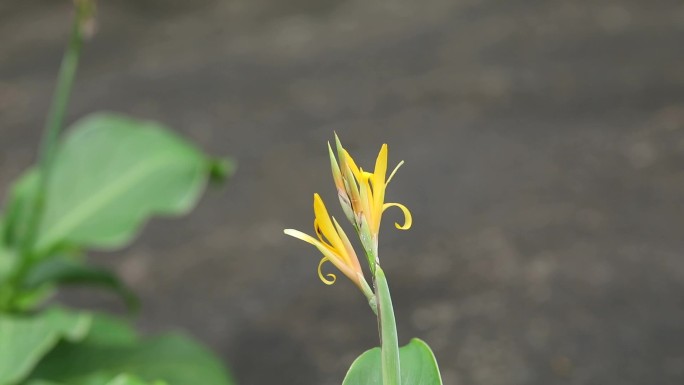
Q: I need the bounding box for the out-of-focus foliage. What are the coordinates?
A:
[0,307,91,384]
[0,114,234,385]
[26,313,232,385]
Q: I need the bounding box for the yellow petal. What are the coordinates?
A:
[343,150,363,181]
[382,202,412,230]
[317,257,337,285]
[284,229,322,245]
[285,229,358,286]
[285,228,336,260]
[332,217,362,272]
[373,144,388,185]
[313,194,346,253]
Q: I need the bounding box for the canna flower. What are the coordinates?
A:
[284,194,369,291]
[329,134,412,240]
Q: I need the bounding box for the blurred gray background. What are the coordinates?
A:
[2,0,684,384]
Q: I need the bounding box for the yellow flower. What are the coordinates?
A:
[284,193,366,290]
[329,134,412,238]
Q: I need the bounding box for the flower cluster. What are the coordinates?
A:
[284,134,411,294]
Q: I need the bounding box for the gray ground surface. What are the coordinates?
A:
[2,0,684,384]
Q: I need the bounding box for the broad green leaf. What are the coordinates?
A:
[342,338,443,385]
[23,259,138,310]
[0,307,91,385]
[33,113,231,253]
[28,332,235,385]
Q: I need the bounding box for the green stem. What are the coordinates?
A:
[4,9,86,312]
[375,265,400,385]
[21,12,84,257]
[29,14,84,252]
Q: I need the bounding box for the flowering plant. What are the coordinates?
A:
[286,135,443,385]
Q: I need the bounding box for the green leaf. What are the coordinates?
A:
[0,307,92,385]
[0,239,18,284]
[103,374,167,385]
[8,284,55,313]
[2,170,39,249]
[22,259,138,311]
[24,380,63,385]
[32,113,229,253]
[28,332,235,385]
[25,373,166,385]
[342,338,443,385]
[81,313,138,347]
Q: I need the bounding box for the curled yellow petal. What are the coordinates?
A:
[382,202,412,230]
[318,257,337,285]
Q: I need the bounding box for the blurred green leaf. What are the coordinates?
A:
[31,113,230,253]
[25,373,166,385]
[0,239,17,284]
[0,307,91,385]
[23,380,63,385]
[9,285,55,313]
[2,170,39,249]
[342,338,443,385]
[28,332,235,385]
[81,312,138,347]
[103,374,167,385]
[22,259,138,311]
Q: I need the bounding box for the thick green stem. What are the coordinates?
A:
[375,266,400,385]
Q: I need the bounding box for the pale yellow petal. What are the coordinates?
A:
[317,257,337,285]
[332,217,362,273]
[386,160,404,186]
[382,202,412,230]
[284,229,323,246]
